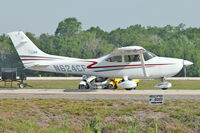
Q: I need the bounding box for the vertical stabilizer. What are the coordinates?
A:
[8,31,47,56]
[8,31,49,68]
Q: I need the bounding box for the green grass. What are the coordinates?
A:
[0,80,81,89]
[137,80,200,90]
[0,99,200,133]
[1,79,200,89]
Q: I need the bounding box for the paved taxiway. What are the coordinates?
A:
[0,89,200,100]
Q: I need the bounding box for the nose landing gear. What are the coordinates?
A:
[154,77,172,90]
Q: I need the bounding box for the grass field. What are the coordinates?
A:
[0,79,200,89]
[0,80,200,132]
[0,99,200,133]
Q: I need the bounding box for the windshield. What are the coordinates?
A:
[143,51,157,61]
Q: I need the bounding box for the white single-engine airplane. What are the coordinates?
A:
[8,31,193,90]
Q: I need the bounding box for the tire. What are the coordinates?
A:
[79,84,89,89]
[161,88,168,90]
[85,84,89,89]
[107,84,115,89]
[79,85,85,89]
[19,83,24,88]
[125,88,133,90]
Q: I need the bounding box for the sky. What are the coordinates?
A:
[0,0,200,35]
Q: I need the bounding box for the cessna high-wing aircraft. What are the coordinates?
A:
[8,31,193,90]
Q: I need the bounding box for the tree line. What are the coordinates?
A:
[0,17,199,77]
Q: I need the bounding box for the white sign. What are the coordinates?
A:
[149,95,164,105]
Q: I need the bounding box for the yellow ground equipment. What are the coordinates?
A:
[108,78,139,90]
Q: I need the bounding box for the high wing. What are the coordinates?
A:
[111,46,145,56]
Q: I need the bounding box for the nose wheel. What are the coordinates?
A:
[154,77,172,90]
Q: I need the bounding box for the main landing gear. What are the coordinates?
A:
[78,75,138,90]
[78,76,110,89]
[154,77,172,90]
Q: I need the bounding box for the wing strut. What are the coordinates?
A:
[139,53,149,78]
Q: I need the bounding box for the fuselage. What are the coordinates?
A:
[22,54,185,79]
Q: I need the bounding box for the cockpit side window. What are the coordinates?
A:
[143,51,157,61]
[106,56,122,62]
[125,55,140,62]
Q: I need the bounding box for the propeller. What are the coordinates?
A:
[183,43,193,77]
[183,44,186,77]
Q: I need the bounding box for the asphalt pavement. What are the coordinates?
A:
[0,89,200,100]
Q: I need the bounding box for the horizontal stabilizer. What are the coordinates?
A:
[24,62,50,69]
